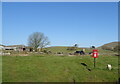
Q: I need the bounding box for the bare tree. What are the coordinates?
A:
[28,32,50,52]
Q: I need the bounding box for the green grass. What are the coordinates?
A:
[2,54,118,82]
[46,46,115,53]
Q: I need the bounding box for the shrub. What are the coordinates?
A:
[101,46,113,51]
[113,45,120,52]
[67,47,77,51]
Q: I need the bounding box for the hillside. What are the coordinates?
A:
[99,42,120,50]
[44,46,114,54]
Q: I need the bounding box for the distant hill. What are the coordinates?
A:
[99,42,120,50]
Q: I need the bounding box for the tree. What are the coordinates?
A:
[74,44,78,48]
[91,46,95,49]
[28,32,50,52]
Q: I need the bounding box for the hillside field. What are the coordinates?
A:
[2,47,119,82]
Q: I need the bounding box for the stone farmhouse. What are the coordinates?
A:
[4,45,26,51]
[0,44,33,52]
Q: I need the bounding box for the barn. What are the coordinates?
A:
[4,45,26,51]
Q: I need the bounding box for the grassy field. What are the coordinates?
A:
[44,46,116,55]
[2,52,118,82]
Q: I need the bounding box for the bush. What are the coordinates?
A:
[113,45,120,52]
[101,46,113,51]
[67,47,77,51]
